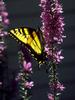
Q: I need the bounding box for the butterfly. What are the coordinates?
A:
[8,27,48,64]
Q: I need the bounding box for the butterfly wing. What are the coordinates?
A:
[9,27,47,64]
[9,27,42,54]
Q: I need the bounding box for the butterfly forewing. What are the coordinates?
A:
[9,27,42,54]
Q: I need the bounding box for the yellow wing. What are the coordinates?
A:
[9,28,42,54]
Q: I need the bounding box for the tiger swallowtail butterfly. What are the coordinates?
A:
[9,27,48,64]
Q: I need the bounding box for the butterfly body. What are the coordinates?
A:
[9,27,47,63]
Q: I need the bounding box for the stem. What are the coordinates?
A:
[52,62,56,100]
[51,34,56,100]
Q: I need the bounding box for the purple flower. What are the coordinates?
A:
[48,93,54,100]
[40,0,65,63]
[23,61,32,72]
[40,0,65,99]
[0,0,9,26]
[4,18,9,25]
[56,81,65,91]
[0,1,4,5]
[54,50,64,63]
[0,82,2,85]
[1,11,8,17]
[0,31,8,36]
[49,81,65,92]
[24,81,34,89]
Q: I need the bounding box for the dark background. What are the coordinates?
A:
[0,0,75,100]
